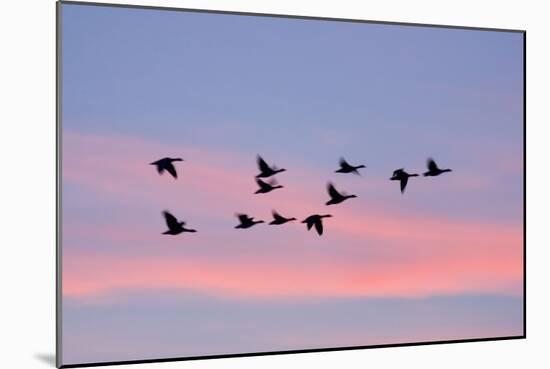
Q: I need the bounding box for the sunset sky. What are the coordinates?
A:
[61,3,524,365]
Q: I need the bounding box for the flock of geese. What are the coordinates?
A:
[150,156,452,236]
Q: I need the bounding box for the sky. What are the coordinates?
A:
[60,3,524,366]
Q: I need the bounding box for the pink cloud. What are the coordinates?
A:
[63,244,521,300]
[62,131,523,300]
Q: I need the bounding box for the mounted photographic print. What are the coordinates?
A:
[57,1,525,367]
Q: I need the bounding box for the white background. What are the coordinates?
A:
[0,0,547,368]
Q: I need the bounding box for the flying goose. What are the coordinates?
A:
[302,214,332,236]
[255,178,284,194]
[235,213,264,229]
[150,157,183,179]
[256,155,286,178]
[335,158,366,175]
[423,158,452,177]
[325,182,357,205]
[269,210,297,225]
[162,211,197,235]
[390,168,418,194]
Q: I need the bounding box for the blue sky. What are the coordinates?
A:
[61,3,524,365]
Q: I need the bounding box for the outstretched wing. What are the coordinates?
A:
[164,163,178,179]
[237,213,250,223]
[314,219,324,235]
[163,211,180,229]
[393,168,404,177]
[272,210,285,222]
[340,158,355,170]
[400,177,409,193]
[256,178,271,190]
[327,183,342,198]
[257,155,271,173]
[427,158,439,171]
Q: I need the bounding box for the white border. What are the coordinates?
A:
[1,1,548,369]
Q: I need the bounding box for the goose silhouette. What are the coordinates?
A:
[150,157,183,179]
[255,178,283,194]
[423,158,452,177]
[335,158,366,175]
[256,155,286,178]
[302,214,332,236]
[162,211,197,235]
[390,168,418,193]
[326,182,357,205]
[269,210,296,225]
[235,213,264,229]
